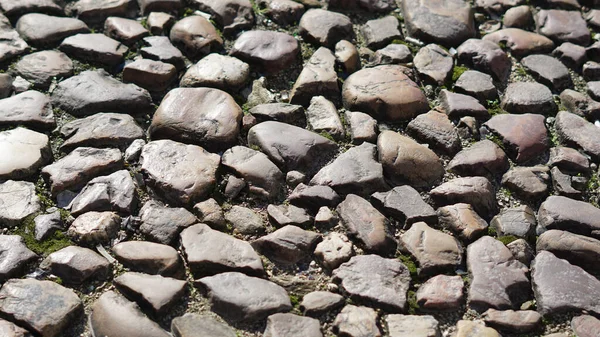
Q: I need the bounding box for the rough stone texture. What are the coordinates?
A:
[371,185,437,226]
[249,103,304,125]
[386,314,441,337]
[290,48,339,106]
[113,241,184,278]
[361,16,401,50]
[414,44,453,85]
[483,28,555,58]
[225,206,266,235]
[140,140,220,206]
[263,313,323,337]
[231,30,299,73]
[431,177,498,219]
[0,318,32,337]
[501,82,556,115]
[123,59,177,92]
[490,206,536,240]
[171,314,236,337]
[333,305,381,337]
[484,113,549,164]
[17,14,89,47]
[300,291,345,316]
[416,275,464,311]
[0,0,63,18]
[538,195,600,235]
[333,255,411,312]
[0,127,51,180]
[251,225,321,264]
[0,181,41,227]
[67,211,120,245]
[139,200,197,245]
[453,320,501,337]
[141,36,186,70]
[304,96,344,139]
[73,0,137,24]
[288,184,340,211]
[60,113,144,152]
[314,232,354,270]
[0,13,28,63]
[169,15,222,59]
[60,33,128,67]
[482,309,541,333]
[0,91,55,130]
[40,246,109,284]
[406,111,461,155]
[15,51,73,89]
[537,229,600,274]
[501,166,550,200]
[299,9,352,48]
[440,90,489,120]
[194,0,254,35]
[571,315,600,337]
[536,10,590,45]
[437,203,488,242]
[0,235,37,282]
[266,204,313,228]
[554,42,587,70]
[456,38,512,81]
[555,110,600,161]
[222,146,284,199]
[559,89,600,120]
[401,222,463,275]
[447,140,509,178]
[522,54,572,92]
[114,272,186,315]
[180,53,249,91]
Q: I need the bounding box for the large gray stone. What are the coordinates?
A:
[138,200,197,246]
[60,113,144,152]
[538,195,600,236]
[70,170,137,216]
[171,314,235,337]
[114,272,186,315]
[0,127,51,180]
[431,176,498,219]
[555,110,600,161]
[0,181,41,227]
[401,222,462,275]
[0,91,55,130]
[40,246,109,284]
[0,235,37,282]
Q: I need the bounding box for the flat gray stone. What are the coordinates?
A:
[490,206,536,240]
[0,235,37,282]
[333,305,381,337]
[401,222,462,275]
[263,313,323,337]
[139,200,197,246]
[67,211,120,245]
[252,225,321,264]
[304,96,343,140]
[40,246,109,284]
[299,9,352,47]
[225,205,266,235]
[406,110,461,155]
[416,275,464,311]
[371,185,437,226]
[0,181,41,227]
[300,291,345,316]
[169,15,222,59]
[538,195,600,236]
[60,113,144,152]
[180,53,249,91]
[231,30,299,73]
[522,54,572,92]
[437,203,488,242]
[0,91,55,130]
[15,51,73,89]
[70,170,136,216]
[386,314,440,337]
[114,272,186,315]
[483,309,541,333]
[414,44,453,85]
[537,229,600,274]
[314,232,354,270]
[0,127,51,180]
[171,314,235,337]
[555,110,600,161]
[431,176,498,219]
[17,13,88,47]
[361,15,402,50]
[290,47,339,106]
[112,241,184,278]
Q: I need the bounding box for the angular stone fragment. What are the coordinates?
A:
[114,272,186,315]
[333,255,410,312]
[73,0,137,24]
[252,225,321,264]
[141,36,185,70]
[138,200,197,245]
[361,16,401,50]
[0,128,51,180]
[314,232,353,270]
[440,90,489,119]
[300,291,345,316]
[453,320,501,337]
[290,48,339,106]
[559,89,600,120]
[483,28,555,58]
[104,16,148,45]
[507,239,534,266]
[437,203,488,242]
[288,184,340,211]
[342,65,428,121]
[406,110,461,155]
[551,166,582,198]
[555,110,600,161]
[60,33,127,67]
[456,38,511,81]
[249,103,304,125]
[266,204,313,228]
[467,236,530,311]
[345,111,377,144]
[0,318,32,337]
[171,314,235,337]
[194,0,254,35]
[370,44,413,66]
[70,169,136,216]
[501,82,556,115]
[414,44,453,85]
[553,42,587,70]
[0,13,27,63]
[15,51,73,89]
[537,230,600,274]
[447,140,509,177]
[501,166,550,200]
[531,251,600,315]
[0,235,37,282]
[333,305,381,337]
[299,9,352,47]
[180,53,249,91]
[222,146,283,199]
[262,0,304,26]
[536,10,589,45]
[521,54,572,92]
[67,211,120,245]
[196,272,292,322]
[149,87,242,151]
[140,140,220,206]
[51,70,152,116]
[0,0,63,18]
[40,246,109,284]
[386,314,440,337]
[0,279,82,337]
[0,91,55,130]
[538,195,600,236]
[34,211,62,241]
[17,14,88,47]
[89,291,170,337]
[231,30,299,73]
[432,177,498,219]
[113,241,184,278]
[490,206,536,239]
[0,181,41,227]
[169,15,221,59]
[61,113,144,152]
[225,206,266,235]
[484,113,548,163]
[304,96,344,139]
[402,0,475,47]
[123,59,177,92]
[401,222,462,275]
[416,275,464,311]
[455,70,498,103]
[371,185,436,226]
[263,313,322,337]
[146,12,174,35]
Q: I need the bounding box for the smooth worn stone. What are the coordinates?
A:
[553,42,587,70]
[194,0,254,35]
[252,225,321,264]
[261,0,304,26]
[406,110,461,155]
[378,130,444,188]
[222,146,284,199]
[180,53,249,91]
[342,65,428,121]
[345,111,377,144]
[149,87,242,151]
[559,89,600,120]
[16,13,88,47]
[137,0,182,14]
[416,275,464,311]
[223,205,264,235]
[42,146,122,196]
[503,5,532,28]
[467,236,530,311]
[15,51,73,89]
[123,59,177,92]
[453,320,501,337]
[454,70,497,103]
[311,142,387,196]
[501,166,550,200]
[333,305,381,337]
[73,0,137,24]
[484,113,548,163]
[402,0,475,47]
[140,140,219,206]
[224,177,245,199]
[414,44,453,85]
[483,28,555,58]
[437,203,488,242]
[335,40,360,74]
[551,166,582,198]
[169,15,222,59]
[0,279,82,337]
[336,194,396,254]
[0,13,27,63]
[196,272,292,322]
[0,235,37,282]
[290,48,339,106]
[501,82,556,115]
[231,30,299,73]
[288,184,340,211]
[440,90,489,119]
[267,204,313,228]
[371,185,437,226]
[333,255,410,312]
[147,12,175,35]
[431,177,498,219]
[249,103,304,125]
[304,96,343,139]
[182,223,264,277]
[555,110,600,161]
[51,69,152,116]
[0,0,63,18]
[572,315,600,337]
[490,205,536,239]
[300,291,345,316]
[532,250,600,315]
[248,121,338,172]
[67,211,120,245]
[40,246,109,284]
[171,313,235,337]
[70,170,136,216]
[299,9,352,47]
[536,10,589,45]
[361,16,401,50]
[104,16,148,45]
[0,181,41,228]
[12,77,33,94]
[60,33,127,67]
[548,147,590,173]
[456,38,511,81]
[114,272,186,315]
[0,90,54,130]
[402,222,462,275]
[34,211,62,241]
[447,140,509,178]
[60,113,143,152]
[314,206,337,227]
[314,232,353,270]
[537,230,600,279]
[141,36,185,70]
[263,313,322,337]
[0,318,32,337]
[521,54,571,92]
[139,200,197,246]
[89,291,170,337]
[386,314,440,337]
[0,128,50,180]
[113,241,184,278]
[193,198,225,230]
[370,43,413,66]
[538,195,600,235]
[507,239,534,266]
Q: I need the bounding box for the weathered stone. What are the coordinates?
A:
[225,206,266,235]
[406,111,461,155]
[453,320,501,337]
[467,236,530,311]
[67,211,120,245]
[0,235,37,282]
[180,53,249,91]
[345,111,377,144]
[15,51,73,89]
[328,0,395,12]
[169,15,222,59]
[290,48,339,106]
[304,96,344,139]
[288,184,340,211]
[252,225,321,264]
[551,166,582,198]
[146,12,174,35]
[0,279,82,337]
[416,275,464,311]
[447,140,509,177]
[89,291,170,337]
[263,313,322,337]
[521,54,572,92]
[140,140,220,206]
[222,146,283,199]
[34,211,62,241]
[261,0,304,26]
[507,239,535,266]
[123,59,177,92]
[456,38,511,81]
[490,206,536,240]
[171,314,235,337]
[0,128,51,180]
[314,232,353,270]
[555,110,600,161]
[40,246,109,284]
[73,0,137,24]
[60,33,128,67]
[0,0,63,18]
[299,9,352,47]
[437,203,488,242]
[137,0,182,14]
[414,44,453,85]
[501,82,556,115]
[501,166,550,200]
[553,42,587,71]
[386,314,441,337]
[104,16,148,45]
[371,185,436,226]
[333,255,410,312]
[0,91,55,130]
[139,200,197,246]
[114,272,186,315]
[51,69,152,116]
[267,204,313,228]
[60,113,144,152]
[194,0,254,35]
[342,65,429,121]
[0,318,32,337]
[503,5,532,28]
[113,241,184,278]
[454,70,497,104]
[0,181,41,227]
[361,16,401,50]
[431,176,498,219]
[141,36,185,70]
[370,44,413,66]
[572,315,600,337]
[249,103,304,125]
[536,10,589,45]
[17,14,88,47]
[0,13,27,63]
[300,291,345,316]
[483,28,555,58]
[484,113,548,163]
[559,89,600,120]
[231,30,299,73]
[70,169,136,216]
[537,230,600,282]
[196,272,292,322]
[401,222,462,275]
[333,305,381,337]
[583,61,600,81]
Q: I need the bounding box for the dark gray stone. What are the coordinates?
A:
[40,246,109,284]
[114,272,186,315]
[113,241,184,278]
[252,225,321,264]
[371,185,437,226]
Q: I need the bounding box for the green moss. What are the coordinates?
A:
[407,290,420,314]
[498,41,507,50]
[15,215,72,256]
[140,17,148,29]
[588,173,599,192]
[250,0,268,15]
[318,131,335,142]
[399,254,418,279]
[289,293,300,307]
[53,277,63,285]
[497,235,519,245]
[487,99,506,116]
[516,65,528,77]
[249,144,261,151]
[451,65,469,82]
[487,226,498,236]
[486,133,505,149]
[182,7,195,17]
